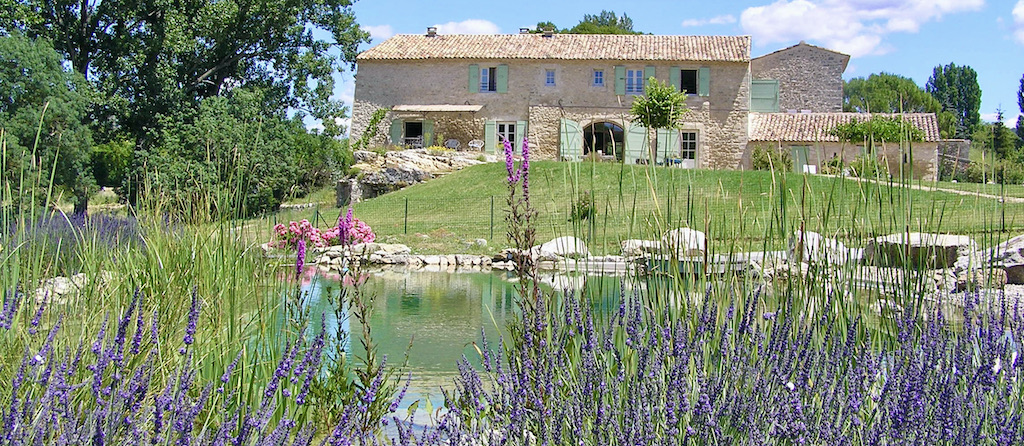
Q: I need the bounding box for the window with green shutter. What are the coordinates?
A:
[698,67,710,96]
[614,66,626,95]
[751,79,780,112]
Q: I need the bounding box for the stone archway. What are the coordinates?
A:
[583,121,625,161]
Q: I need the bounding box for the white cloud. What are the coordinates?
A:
[433,19,501,35]
[681,15,737,27]
[740,0,984,57]
[363,25,394,42]
[1014,0,1024,45]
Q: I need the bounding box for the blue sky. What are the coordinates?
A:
[331,0,1024,132]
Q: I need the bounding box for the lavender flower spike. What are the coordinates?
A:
[296,238,307,280]
[180,288,200,355]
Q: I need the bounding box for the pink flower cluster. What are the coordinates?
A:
[273,219,325,249]
[271,211,376,250]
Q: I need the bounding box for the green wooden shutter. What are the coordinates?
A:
[698,67,711,96]
[468,64,479,93]
[423,120,434,146]
[496,64,508,93]
[389,119,403,146]
[514,120,527,153]
[670,67,681,93]
[614,65,626,95]
[644,66,656,92]
[484,121,497,154]
[625,124,648,164]
[559,119,582,160]
[751,80,779,112]
[657,128,680,164]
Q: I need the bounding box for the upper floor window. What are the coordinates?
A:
[626,69,643,94]
[481,67,497,92]
[680,69,698,95]
[593,70,604,87]
[545,69,555,86]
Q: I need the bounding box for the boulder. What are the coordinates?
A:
[353,150,381,164]
[864,233,975,269]
[992,235,1024,284]
[621,239,661,257]
[788,231,849,265]
[532,236,590,259]
[661,228,706,257]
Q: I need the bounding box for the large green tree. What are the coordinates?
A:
[536,11,643,35]
[1,33,95,212]
[6,0,368,140]
[843,73,941,113]
[926,63,982,139]
[569,11,640,34]
[992,109,1021,160]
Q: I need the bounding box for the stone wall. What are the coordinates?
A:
[351,59,750,164]
[744,140,939,180]
[937,139,971,180]
[750,43,847,113]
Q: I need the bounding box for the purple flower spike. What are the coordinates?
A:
[182,288,200,353]
[295,238,307,280]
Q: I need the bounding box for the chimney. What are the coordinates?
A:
[426,26,437,37]
[543,27,554,37]
[520,27,530,34]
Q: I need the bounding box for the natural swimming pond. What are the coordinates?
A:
[297,268,628,409]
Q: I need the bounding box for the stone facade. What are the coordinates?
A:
[353,57,750,167]
[352,34,949,176]
[750,42,849,113]
[744,141,939,180]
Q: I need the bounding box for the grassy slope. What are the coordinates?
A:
[277,161,1024,255]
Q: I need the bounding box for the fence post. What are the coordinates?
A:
[490,195,494,241]
[404,197,409,235]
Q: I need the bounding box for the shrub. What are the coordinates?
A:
[996,160,1024,185]
[569,190,597,222]
[849,154,887,178]
[751,144,793,172]
[821,156,845,175]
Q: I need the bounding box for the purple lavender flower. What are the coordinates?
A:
[295,238,307,280]
[180,289,200,355]
[28,293,47,335]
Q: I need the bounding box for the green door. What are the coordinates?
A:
[791,146,810,173]
[625,124,648,164]
[559,119,583,160]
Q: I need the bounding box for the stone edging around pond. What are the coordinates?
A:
[271,229,1024,291]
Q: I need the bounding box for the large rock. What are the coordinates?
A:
[992,235,1024,284]
[621,239,661,257]
[788,231,849,265]
[661,228,706,257]
[352,150,380,164]
[864,233,975,269]
[532,236,590,259]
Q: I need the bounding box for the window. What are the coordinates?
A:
[545,69,555,86]
[680,132,697,160]
[480,67,497,92]
[593,70,604,87]
[626,69,644,94]
[497,122,516,145]
[680,69,698,95]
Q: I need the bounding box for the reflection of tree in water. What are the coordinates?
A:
[583,122,624,161]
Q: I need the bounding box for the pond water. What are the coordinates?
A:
[297,268,627,409]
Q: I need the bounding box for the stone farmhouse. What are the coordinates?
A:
[350,29,951,179]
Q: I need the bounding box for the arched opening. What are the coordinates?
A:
[583,122,625,161]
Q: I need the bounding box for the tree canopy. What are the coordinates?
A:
[926,63,982,139]
[829,116,924,147]
[1,33,94,212]
[5,0,369,140]
[843,73,940,114]
[535,11,643,35]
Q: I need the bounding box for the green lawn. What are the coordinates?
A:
[275,161,1024,255]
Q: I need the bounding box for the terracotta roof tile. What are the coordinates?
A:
[358,34,750,62]
[749,113,942,143]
